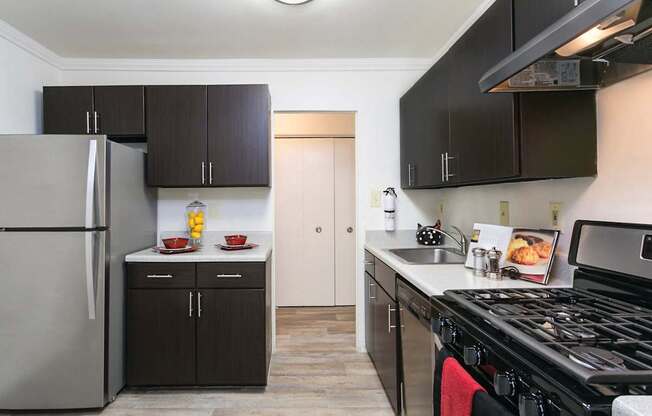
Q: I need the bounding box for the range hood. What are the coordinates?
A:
[479,0,652,93]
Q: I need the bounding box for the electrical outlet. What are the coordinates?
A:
[550,202,562,229]
[499,201,510,226]
[370,189,381,208]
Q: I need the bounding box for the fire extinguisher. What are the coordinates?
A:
[383,187,397,232]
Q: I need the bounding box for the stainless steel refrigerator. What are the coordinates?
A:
[0,135,157,410]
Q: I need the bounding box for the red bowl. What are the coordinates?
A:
[162,237,189,249]
[225,234,247,246]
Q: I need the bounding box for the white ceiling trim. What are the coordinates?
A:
[58,57,432,73]
[0,19,63,68]
[429,0,496,66]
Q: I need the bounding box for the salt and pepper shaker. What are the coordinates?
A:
[487,247,503,280]
[472,247,487,277]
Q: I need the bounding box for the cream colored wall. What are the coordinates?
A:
[437,70,652,280]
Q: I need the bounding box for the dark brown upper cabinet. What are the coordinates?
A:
[43,86,94,134]
[43,86,145,137]
[146,85,208,187]
[207,85,270,187]
[93,86,145,136]
[399,0,596,190]
[400,55,450,189]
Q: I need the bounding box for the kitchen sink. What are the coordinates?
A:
[388,247,467,265]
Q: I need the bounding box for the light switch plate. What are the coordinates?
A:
[550,202,562,229]
[499,201,510,226]
[370,189,381,208]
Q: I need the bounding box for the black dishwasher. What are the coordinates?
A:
[398,278,434,416]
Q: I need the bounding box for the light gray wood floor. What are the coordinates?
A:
[14,307,393,416]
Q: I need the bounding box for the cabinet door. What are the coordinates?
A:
[146,85,207,187]
[127,289,196,386]
[373,286,399,413]
[448,0,518,184]
[43,86,94,134]
[400,57,450,189]
[514,0,580,49]
[93,86,145,136]
[365,273,376,362]
[207,85,270,187]
[196,289,267,385]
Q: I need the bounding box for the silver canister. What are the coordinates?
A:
[472,247,487,277]
[487,247,503,280]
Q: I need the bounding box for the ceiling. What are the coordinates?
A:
[0,0,484,59]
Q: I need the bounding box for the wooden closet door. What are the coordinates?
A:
[275,138,335,306]
[334,138,356,305]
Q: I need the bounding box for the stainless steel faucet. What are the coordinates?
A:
[424,225,469,255]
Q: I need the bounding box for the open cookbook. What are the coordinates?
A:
[465,223,560,284]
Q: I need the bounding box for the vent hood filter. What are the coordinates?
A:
[479,0,652,93]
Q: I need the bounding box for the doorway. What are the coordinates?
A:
[274,112,356,307]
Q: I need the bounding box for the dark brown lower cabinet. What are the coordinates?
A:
[365,273,375,362]
[127,289,196,386]
[197,289,267,385]
[373,285,400,413]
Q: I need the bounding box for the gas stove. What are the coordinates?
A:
[434,221,652,416]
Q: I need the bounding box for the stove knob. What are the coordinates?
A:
[440,319,458,344]
[493,372,516,397]
[463,345,484,366]
[519,393,545,416]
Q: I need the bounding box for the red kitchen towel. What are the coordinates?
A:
[440,357,486,416]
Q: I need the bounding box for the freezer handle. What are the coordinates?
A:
[85,140,97,229]
[85,232,97,320]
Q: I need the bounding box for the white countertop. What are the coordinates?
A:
[613,396,652,416]
[125,231,272,263]
[365,230,573,297]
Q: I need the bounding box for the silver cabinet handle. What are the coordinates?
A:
[369,281,376,300]
[86,111,90,134]
[441,153,445,182]
[388,305,403,333]
[198,292,202,318]
[209,162,214,185]
[315,226,322,233]
[146,274,173,279]
[445,153,456,181]
[189,292,193,317]
[217,274,243,278]
[364,261,374,265]
[407,163,415,187]
[201,162,206,185]
[93,111,99,133]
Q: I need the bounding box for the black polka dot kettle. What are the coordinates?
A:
[416,220,444,246]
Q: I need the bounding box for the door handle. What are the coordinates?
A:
[189,292,193,317]
[347,227,353,233]
[86,111,91,134]
[198,292,202,318]
[441,153,445,182]
[146,274,173,279]
[93,111,99,133]
[209,162,214,185]
[315,226,322,233]
[445,153,456,181]
[369,281,376,300]
[216,274,243,278]
[201,162,206,185]
[84,231,97,320]
[388,305,404,333]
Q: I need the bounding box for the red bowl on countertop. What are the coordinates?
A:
[162,237,190,249]
[224,234,247,246]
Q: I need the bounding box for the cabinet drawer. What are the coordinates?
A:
[364,250,375,277]
[127,263,196,289]
[197,263,265,289]
[374,259,396,300]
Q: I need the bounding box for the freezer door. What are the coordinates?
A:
[0,231,106,410]
[0,135,106,228]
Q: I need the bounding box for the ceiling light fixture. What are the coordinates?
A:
[274,0,314,5]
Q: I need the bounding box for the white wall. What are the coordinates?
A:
[0,24,60,133]
[437,69,652,280]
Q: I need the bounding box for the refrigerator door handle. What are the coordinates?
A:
[85,140,97,229]
[84,232,97,320]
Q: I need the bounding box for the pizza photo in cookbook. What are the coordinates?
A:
[505,228,560,284]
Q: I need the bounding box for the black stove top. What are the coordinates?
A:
[446,286,652,384]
